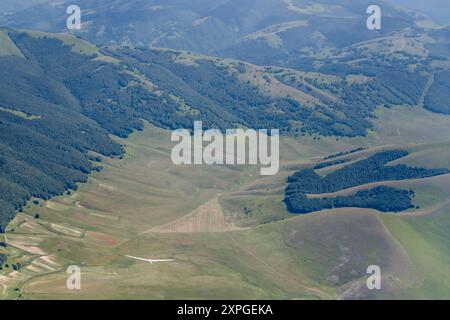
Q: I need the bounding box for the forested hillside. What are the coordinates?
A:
[284,150,450,214]
[0,29,397,230]
[286,186,416,214]
[0,26,449,231]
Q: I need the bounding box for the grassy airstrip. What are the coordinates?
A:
[1,105,450,299]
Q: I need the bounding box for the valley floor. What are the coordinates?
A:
[1,105,450,299]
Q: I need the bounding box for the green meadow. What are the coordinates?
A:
[2,105,450,299]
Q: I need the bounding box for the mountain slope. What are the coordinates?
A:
[0,28,393,230]
[389,0,450,25]
[0,0,49,14]
[0,0,423,64]
[1,22,449,231]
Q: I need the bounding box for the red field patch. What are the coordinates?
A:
[87,231,118,246]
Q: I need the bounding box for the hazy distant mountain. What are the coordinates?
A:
[1,0,420,65]
[0,0,49,14]
[388,0,450,25]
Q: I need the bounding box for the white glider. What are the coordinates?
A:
[126,255,174,265]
